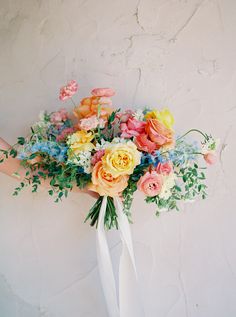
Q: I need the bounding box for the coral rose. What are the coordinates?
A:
[146,119,174,149]
[102,141,141,177]
[137,171,163,197]
[89,161,128,197]
[135,134,157,153]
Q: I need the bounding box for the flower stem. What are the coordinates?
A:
[177,129,207,142]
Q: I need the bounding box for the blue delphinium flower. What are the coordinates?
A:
[29,141,68,162]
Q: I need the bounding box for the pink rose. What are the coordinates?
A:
[59,80,79,101]
[50,108,69,124]
[204,152,217,165]
[135,134,157,153]
[146,119,174,149]
[116,110,134,123]
[91,150,105,166]
[156,162,173,175]
[91,88,115,97]
[79,115,106,131]
[137,171,163,197]
[120,117,146,138]
[56,127,75,142]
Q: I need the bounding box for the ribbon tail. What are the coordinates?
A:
[96,196,120,317]
[114,197,144,317]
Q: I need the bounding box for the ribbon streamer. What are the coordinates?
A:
[96,196,144,317]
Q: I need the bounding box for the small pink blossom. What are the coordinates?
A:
[204,152,217,165]
[56,127,75,142]
[79,115,106,131]
[156,162,173,175]
[91,87,115,97]
[120,117,146,138]
[116,110,134,123]
[137,171,163,197]
[50,108,69,124]
[59,80,79,101]
[91,150,105,166]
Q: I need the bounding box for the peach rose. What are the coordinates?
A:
[91,87,115,97]
[204,152,217,165]
[89,161,129,197]
[120,117,146,138]
[137,171,163,197]
[73,96,113,120]
[146,119,174,149]
[156,162,173,175]
[135,134,157,153]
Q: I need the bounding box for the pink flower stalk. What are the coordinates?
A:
[91,87,115,97]
[137,171,163,197]
[79,115,106,131]
[56,127,75,142]
[59,80,79,101]
[91,150,105,166]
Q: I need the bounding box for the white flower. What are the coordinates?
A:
[159,173,176,200]
[133,109,144,121]
[68,151,92,173]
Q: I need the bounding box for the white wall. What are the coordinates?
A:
[0,0,236,316]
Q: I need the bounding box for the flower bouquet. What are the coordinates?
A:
[0,80,218,230]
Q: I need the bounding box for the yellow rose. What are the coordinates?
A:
[102,141,141,177]
[67,130,95,153]
[145,108,174,130]
[89,161,129,197]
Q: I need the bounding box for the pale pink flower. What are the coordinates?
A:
[50,108,69,124]
[120,117,146,138]
[91,150,105,166]
[137,171,163,197]
[91,88,115,97]
[156,162,173,175]
[79,115,106,131]
[99,97,113,106]
[204,152,217,165]
[59,80,79,101]
[116,110,134,123]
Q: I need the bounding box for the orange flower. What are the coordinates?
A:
[73,96,113,120]
[89,161,129,197]
[146,119,174,149]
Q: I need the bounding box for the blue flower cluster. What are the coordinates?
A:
[169,141,199,165]
[29,141,68,162]
[141,150,167,168]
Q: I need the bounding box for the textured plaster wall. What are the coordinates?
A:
[0,0,236,316]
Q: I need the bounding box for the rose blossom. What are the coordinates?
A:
[120,117,146,138]
[116,110,134,123]
[91,87,115,97]
[146,119,174,149]
[135,134,157,153]
[137,171,163,197]
[56,127,75,142]
[204,152,217,165]
[59,80,79,101]
[156,162,173,175]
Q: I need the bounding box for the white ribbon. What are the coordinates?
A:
[96,196,144,317]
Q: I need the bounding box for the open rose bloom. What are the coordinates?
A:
[10,81,217,230]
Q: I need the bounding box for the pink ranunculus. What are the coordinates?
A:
[79,115,106,131]
[120,117,146,138]
[137,171,163,197]
[135,134,157,153]
[156,162,173,175]
[91,88,115,97]
[50,108,69,124]
[204,152,217,165]
[56,127,75,142]
[59,80,79,101]
[91,150,105,166]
